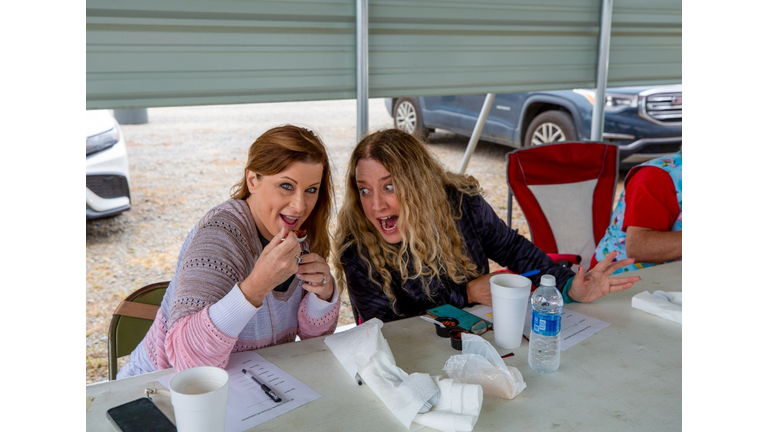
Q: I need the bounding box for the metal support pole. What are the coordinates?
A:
[459,93,496,174]
[591,0,613,141]
[356,0,369,143]
[114,108,148,125]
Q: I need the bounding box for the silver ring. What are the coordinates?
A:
[295,255,303,265]
[322,274,327,285]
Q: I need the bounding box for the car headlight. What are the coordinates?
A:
[86,126,121,156]
[604,93,638,112]
[573,89,638,112]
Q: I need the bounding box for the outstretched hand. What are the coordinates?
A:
[568,251,641,303]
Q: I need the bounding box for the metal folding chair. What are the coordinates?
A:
[107,281,169,380]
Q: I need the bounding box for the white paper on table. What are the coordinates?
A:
[470,305,609,351]
[158,351,321,432]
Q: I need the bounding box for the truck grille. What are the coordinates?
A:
[642,91,682,124]
[87,175,130,199]
[637,141,682,154]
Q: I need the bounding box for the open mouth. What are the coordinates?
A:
[281,214,300,228]
[377,215,398,233]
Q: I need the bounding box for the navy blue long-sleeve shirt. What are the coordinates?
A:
[341,189,575,323]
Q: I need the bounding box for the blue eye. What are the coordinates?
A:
[359,187,370,196]
[384,184,394,193]
[280,183,294,191]
[306,187,318,194]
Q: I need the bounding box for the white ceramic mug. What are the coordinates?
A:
[490,274,532,349]
[170,366,230,432]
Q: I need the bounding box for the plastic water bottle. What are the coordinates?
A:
[528,274,563,373]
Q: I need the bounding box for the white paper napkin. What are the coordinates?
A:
[325,319,483,431]
[412,377,483,432]
[631,290,682,324]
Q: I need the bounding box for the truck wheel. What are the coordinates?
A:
[524,111,577,146]
[393,98,429,139]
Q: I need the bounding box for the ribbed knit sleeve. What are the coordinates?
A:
[297,278,340,339]
[169,203,258,328]
[164,200,261,369]
[166,305,239,371]
[208,283,260,337]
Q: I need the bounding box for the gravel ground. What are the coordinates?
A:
[85,99,622,384]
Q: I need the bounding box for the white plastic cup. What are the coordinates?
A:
[490,274,532,349]
[170,366,230,432]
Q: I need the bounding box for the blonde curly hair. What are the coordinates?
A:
[333,128,481,314]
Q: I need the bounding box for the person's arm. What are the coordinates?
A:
[466,273,494,306]
[166,303,242,371]
[625,227,682,263]
[463,193,575,294]
[297,278,340,339]
[165,213,297,371]
[567,251,641,303]
[622,166,682,263]
[239,226,304,307]
[341,249,398,323]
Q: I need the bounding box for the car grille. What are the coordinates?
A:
[87,175,130,199]
[643,91,682,123]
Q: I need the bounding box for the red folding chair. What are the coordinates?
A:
[505,142,619,270]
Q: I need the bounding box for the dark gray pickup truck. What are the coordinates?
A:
[385,84,682,167]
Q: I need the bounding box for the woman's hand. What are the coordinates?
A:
[240,227,302,307]
[296,251,334,301]
[568,251,642,303]
[466,273,494,306]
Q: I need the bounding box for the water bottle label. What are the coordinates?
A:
[531,311,561,337]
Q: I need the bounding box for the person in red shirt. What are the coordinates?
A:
[592,152,682,273]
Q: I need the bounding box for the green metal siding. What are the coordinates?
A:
[87,1,358,109]
[609,0,682,86]
[86,0,681,109]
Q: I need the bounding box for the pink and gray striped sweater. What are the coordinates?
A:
[118,199,339,378]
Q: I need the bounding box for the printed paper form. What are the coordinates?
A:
[470,305,610,351]
[158,351,321,432]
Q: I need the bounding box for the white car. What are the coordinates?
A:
[86,110,131,219]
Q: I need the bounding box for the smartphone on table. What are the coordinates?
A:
[106,397,176,432]
[427,304,492,332]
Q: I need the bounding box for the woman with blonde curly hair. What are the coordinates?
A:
[334,128,640,323]
[119,125,340,378]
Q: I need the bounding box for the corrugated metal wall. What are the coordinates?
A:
[86,0,681,109]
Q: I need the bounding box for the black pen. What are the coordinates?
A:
[242,369,282,403]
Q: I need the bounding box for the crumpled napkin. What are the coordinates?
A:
[325,319,483,431]
[443,333,526,400]
[631,290,682,324]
